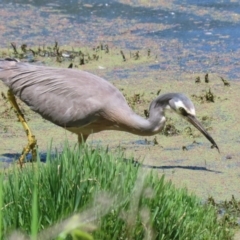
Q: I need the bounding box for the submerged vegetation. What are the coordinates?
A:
[0,41,151,71]
[0,143,236,239]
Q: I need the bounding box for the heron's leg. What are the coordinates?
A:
[7,89,37,166]
[78,134,88,145]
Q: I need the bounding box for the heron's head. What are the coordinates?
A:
[168,94,196,117]
[165,93,219,152]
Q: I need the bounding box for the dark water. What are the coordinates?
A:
[0,0,240,79]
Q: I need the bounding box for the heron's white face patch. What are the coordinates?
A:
[174,100,196,116]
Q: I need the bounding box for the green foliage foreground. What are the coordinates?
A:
[0,143,234,239]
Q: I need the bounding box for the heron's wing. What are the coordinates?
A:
[0,60,128,127]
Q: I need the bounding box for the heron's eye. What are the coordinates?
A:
[179,107,188,116]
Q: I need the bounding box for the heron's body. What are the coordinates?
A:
[0,58,219,164]
[0,60,167,139]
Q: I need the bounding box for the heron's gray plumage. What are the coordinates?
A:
[0,58,219,151]
[0,59,162,134]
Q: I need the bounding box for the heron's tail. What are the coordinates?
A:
[0,58,19,69]
[0,58,19,68]
[0,58,20,86]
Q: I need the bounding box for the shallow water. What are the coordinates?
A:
[0,0,240,79]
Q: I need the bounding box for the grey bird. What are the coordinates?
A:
[0,58,219,163]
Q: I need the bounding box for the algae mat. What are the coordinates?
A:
[0,56,239,203]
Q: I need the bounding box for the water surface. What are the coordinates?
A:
[0,0,240,79]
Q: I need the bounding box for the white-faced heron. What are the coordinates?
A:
[0,58,219,164]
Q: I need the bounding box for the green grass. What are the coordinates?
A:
[0,142,235,239]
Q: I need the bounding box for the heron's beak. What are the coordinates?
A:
[186,115,219,152]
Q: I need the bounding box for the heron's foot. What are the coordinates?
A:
[18,134,37,167]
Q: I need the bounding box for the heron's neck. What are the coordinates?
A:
[115,104,166,136]
[104,95,170,136]
[126,113,166,136]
